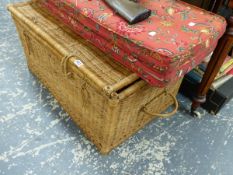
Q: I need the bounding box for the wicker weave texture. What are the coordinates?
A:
[8,2,182,154]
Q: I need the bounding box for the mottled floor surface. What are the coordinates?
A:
[1,1,233,175]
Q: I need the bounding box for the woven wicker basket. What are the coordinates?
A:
[8,1,182,154]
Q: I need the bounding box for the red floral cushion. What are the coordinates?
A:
[37,0,226,87]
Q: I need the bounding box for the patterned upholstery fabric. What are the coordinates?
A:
[37,0,226,87]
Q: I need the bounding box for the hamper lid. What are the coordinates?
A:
[8,2,143,96]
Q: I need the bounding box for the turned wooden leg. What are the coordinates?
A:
[191,16,233,116]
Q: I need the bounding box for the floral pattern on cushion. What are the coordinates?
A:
[36,0,226,87]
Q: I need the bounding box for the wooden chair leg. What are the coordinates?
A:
[191,16,233,116]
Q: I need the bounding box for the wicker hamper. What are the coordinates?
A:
[8,1,182,154]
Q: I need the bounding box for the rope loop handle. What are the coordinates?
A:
[61,54,76,78]
[142,91,178,118]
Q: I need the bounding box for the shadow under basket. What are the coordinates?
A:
[8,1,182,154]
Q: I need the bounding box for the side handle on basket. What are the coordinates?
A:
[61,54,76,78]
[142,91,178,118]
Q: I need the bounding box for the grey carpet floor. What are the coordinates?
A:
[1,0,233,175]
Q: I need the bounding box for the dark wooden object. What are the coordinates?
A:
[191,17,233,115]
[182,0,212,10]
[190,0,233,116]
[208,0,225,12]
